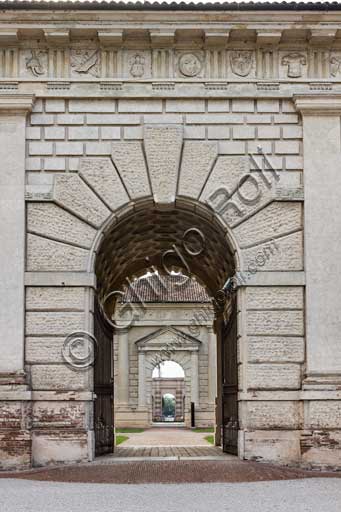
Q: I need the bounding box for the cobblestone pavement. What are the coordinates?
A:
[120,427,211,446]
[1,478,341,512]
[1,459,340,484]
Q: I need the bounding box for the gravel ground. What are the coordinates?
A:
[1,478,341,512]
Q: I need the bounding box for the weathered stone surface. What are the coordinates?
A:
[26,234,89,272]
[233,203,302,248]
[31,430,88,466]
[32,401,89,428]
[26,312,84,336]
[247,310,304,336]
[25,337,67,364]
[26,287,85,311]
[244,401,303,429]
[79,157,129,211]
[27,203,96,249]
[200,156,249,209]
[247,363,301,389]
[244,430,301,463]
[178,141,218,198]
[144,125,183,204]
[246,287,304,310]
[54,174,110,228]
[301,431,341,467]
[30,364,90,391]
[307,401,341,429]
[242,231,303,271]
[111,141,151,199]
[248,336,305,363]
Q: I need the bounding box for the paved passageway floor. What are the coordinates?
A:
[120,426,211,447]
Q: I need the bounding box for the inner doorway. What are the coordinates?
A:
[152,361,185,423]
[93,199,239,458]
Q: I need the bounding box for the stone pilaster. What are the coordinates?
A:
[191,350,199,406]
[0,94,35,470]
[116,329,129,405]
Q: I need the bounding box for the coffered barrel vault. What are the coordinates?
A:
[0,2,340,472]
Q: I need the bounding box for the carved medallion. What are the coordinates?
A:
[281,53,306,78]
[178,53,202,77]
[71,49,100,78]
[129,53,145,78]
[230,51,253,77]
[25,50,47,77]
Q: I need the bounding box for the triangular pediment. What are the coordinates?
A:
[135,326,201,351]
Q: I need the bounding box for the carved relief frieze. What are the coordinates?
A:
[1,45,341,83]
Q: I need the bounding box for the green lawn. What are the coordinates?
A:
[115,434,129,446]
[204,435,214,445]
[115,428,145,434]
[192,427,214,433]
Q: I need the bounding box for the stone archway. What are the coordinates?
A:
[25,123,304,466]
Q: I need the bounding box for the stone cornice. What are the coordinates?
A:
[0,93,35,113]
[294,94,341,115]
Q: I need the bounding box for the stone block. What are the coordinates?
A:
[26,312,85,336]
[232,126,255,139]
[184,125,206,139]
[233,203,302,248]
[26,233,89,271]
[247,310,304,336]
[26,127,41,140]
[242,231,304,271]
[31,430,89,466]
[143,114,183,124]
[29,142,53,156]
[275,141,301,154]
[101,126,121,139]
[144,125,183,204]
[207,99,230,112]
[118,99,162,113]
[26,158,41,171]
[244,430,301,463]
[186,114,244,124]
[285,156,303,170]
[30,114,54,125]
[86,114,140,125]
[85,142,112,155]
[207,125,230,139]
[45,99,65,113]
[257,99,280,113]
[307,401,341,429]
[54,174,110,228]
[79,157,129,210]
[26,287,85,311]
[27,203,96,248]
[56,142,83,155]
[43,157,65,171]
[166,99,205,112]
[246,286,304,310]
[68,126,99,140]
[246,114,272,124]
[244,401,303,429]
[219,141,245,154]
[257,126,281,139]
[69,99,116,113]
[123,126,143,139]
[247,363,301,389]
[282,100,296,113]
[274,114,299,124]
[248,336,305,363]
[32,401,89,428]
[25,337,66,364]
[232,99,254,112]
[282,125,303,139]
[57,114,85,125]
[111,141,151,199]
[178,141,218,198]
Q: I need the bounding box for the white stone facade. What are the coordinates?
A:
[0,4,340,471]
